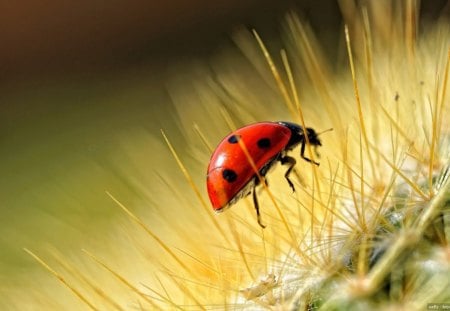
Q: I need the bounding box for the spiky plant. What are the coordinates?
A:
[21,1,449,310]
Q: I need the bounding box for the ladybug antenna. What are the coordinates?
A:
[317,128,333,136]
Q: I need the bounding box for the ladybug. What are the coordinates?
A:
[206,121,323,228]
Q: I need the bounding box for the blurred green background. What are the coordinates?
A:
[0,0,447,303]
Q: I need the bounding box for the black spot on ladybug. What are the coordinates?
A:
[257,138,271,149]
[222,169,238,183]
[228,135,241,144]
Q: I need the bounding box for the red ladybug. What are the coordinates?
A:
[206,121,323,228]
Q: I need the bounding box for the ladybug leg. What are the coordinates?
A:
[253,177,266,228]
[300,141,320,166]
[280,155,296,192]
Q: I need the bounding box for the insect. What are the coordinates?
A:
[206,121,324,228]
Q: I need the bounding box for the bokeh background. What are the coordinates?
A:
[0,0,448,307]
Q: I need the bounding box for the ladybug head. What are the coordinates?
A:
[305,128,321,146]
[277,121,329,153]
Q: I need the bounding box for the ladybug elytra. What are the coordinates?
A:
[206,121,323,228]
